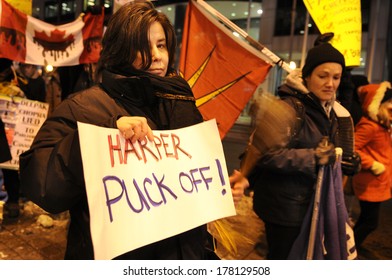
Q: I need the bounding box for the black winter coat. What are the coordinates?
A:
[0,118,11,163]
[19,71,207,259]
[252,84,339,227]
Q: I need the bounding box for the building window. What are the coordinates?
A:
[274,0,369,36]
[44,1,59,19]
[44,0,76,23]
[274,0,319,36]
[61,1,75,16]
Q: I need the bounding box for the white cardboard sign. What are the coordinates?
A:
[77,119,236,259]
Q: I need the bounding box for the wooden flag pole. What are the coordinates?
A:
[196,0,293,73]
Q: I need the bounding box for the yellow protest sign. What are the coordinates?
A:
[6,0,32,15]
[304,0,361,67]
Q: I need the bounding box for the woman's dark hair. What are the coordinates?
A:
[96,0,176,79]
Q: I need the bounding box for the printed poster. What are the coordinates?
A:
[0,95,49,170]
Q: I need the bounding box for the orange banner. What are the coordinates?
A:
[179,0,272,139]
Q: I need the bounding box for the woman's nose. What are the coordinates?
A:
[151,47,161,61]
[326,78,334,86]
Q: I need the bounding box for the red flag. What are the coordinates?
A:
[0,0,104,66]
[179,0,272,139]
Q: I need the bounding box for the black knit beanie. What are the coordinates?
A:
[302,43,345,78]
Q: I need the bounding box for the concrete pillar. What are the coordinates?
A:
[365,0,390,83]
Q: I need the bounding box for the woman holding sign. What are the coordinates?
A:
[19,1,247,260]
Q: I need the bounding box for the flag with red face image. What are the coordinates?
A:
[0,0,104,67]
[179,0,273,139]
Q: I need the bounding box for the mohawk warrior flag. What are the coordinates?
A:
[0,0,104,67]
[179,0,272,139]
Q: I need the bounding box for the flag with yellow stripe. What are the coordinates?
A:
[179,0,272,139]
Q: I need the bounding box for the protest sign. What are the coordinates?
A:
[0,95,49,170]
[77,119,236,260]
[304,0,361,67]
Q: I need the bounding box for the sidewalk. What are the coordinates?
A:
[0,193,265,260]
[0,201,68,260]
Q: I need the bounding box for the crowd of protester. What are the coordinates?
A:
[1,0,391,260]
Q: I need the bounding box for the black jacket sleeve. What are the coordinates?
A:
[0,118,11,163]
[19,90,120,214]
[19,101,85,213]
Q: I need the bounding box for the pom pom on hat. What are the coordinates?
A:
[302,43,345,78]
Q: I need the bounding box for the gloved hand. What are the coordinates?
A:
[315,137,336,166]
[341,152,361,176]
[370,161,385,175]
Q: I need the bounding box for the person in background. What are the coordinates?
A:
[0,59,24,98]
[44,68,62,113]
[0,118,11,164]
[0,58,24,219]
[19,1,248,260]
[348,75,370,126]
[352,82,392,250]
[0,117,12,205]
[341,74,369,216]
[17,63,46,102]
[0,60,13,167]
[250,42,359,259]
[0,61,48,219]
[1,117,12,227]
[337,72,370,128]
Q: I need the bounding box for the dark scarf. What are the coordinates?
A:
[101,69,203,129]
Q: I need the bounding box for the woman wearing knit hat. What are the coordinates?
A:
[251,42,359,259]
[352,82,392,251]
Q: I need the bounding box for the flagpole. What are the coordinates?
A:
[246,0,252,33]
[366,0,380,82]
[288,0,297,61]
[196,0,292,73]
[300,11,310,69]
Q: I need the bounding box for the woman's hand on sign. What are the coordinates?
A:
[117,116,154,143]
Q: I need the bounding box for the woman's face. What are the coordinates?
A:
[20,63,37,78]
[133,21,169,77]
[305,62,342,102]
[386,101,392,121]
